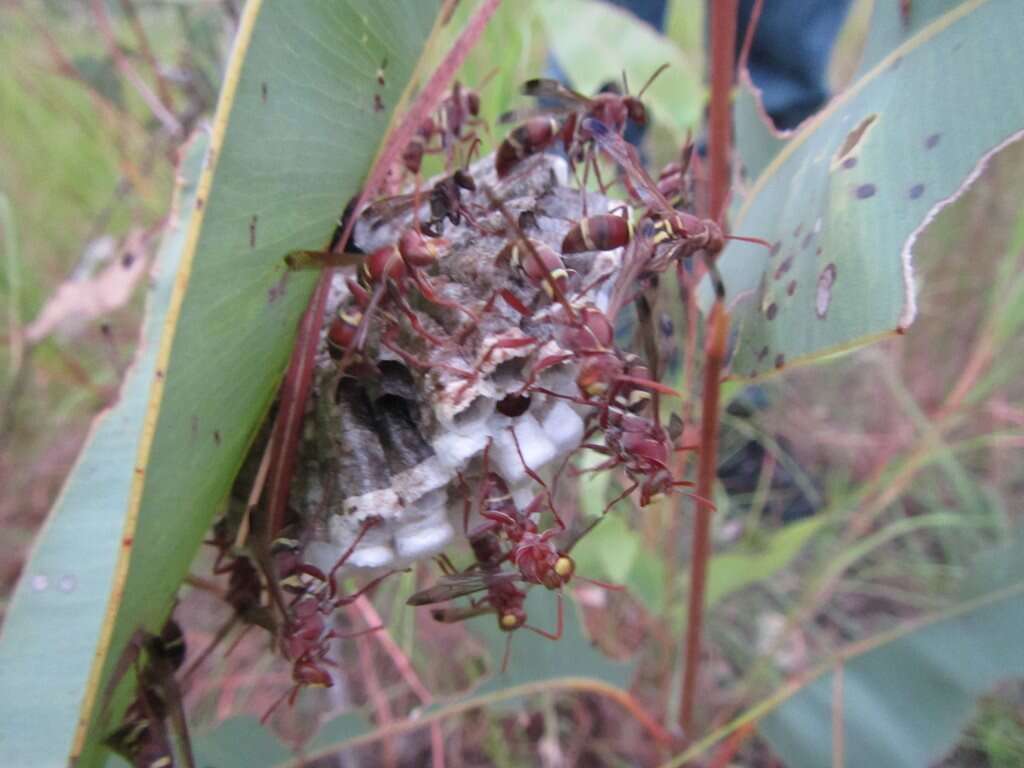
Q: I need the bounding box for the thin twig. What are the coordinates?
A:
[90,0,183,137]
[118,0,176,110]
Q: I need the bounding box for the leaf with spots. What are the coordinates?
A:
[0,3,446,765]
[715,0,1024,379]
[0,132,207,768]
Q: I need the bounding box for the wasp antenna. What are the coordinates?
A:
[724,233,773,250]
[637,62,670,98]
[578,574,626,591]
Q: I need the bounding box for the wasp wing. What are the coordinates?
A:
[582,118,674,214]
[497,104,574,125]
[407,570,521,606]
[521,78,592,108]
[364,191,419,223]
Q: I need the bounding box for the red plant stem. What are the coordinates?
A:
[708,0,738,223]
[708,720,756,768]
[678,0,738,736]
[680,301,730,735]
[263,0,502,540]
[263,274,331,538]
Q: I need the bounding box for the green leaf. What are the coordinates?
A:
[706,517,826,607]
[854,0,964,77]
[189,712,370,767]
[0,2,444,765]
[760,534,1024,768]
[192,716,292,767]
[537,0,703,141]
[733,73,788,185]
[0,132,207,768]
[572,511,640,585]
[716,0,1024,379]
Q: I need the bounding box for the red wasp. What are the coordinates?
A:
[560,208,634,255]
[362,167,481,236]
[409,526,555,671]
[471,434,575,588]
[322,226,482,370]
[497,65,669,186]
[582,117,771,303]
[495,237,570,302]
[515,299,681,406]
[261,520,395,723]
[404,76,494,174]
[581,405,702,509]
[103,618,194,768]
[495,116,566,178]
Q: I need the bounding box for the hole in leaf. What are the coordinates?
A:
[816,263,837,318]
[834,114,878,163]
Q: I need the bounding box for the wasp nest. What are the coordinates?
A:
[292,154,626,573]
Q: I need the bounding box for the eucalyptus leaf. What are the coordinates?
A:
[717,0,1024,379]
[0,3,443,765]
[761,534,1024,768]
[0,132,207,768]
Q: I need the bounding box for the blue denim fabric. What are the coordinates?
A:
[735,0,853,129]
[604,0,853,128]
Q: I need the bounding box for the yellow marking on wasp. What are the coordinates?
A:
[542,268,569,298]
[501,613,521,629]
[580,218,596,251]
[339,310,363,326]
[554,556,574,578]
[628,389,652,406]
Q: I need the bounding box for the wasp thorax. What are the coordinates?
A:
[361,245,405,286]
[399,229,443,268]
